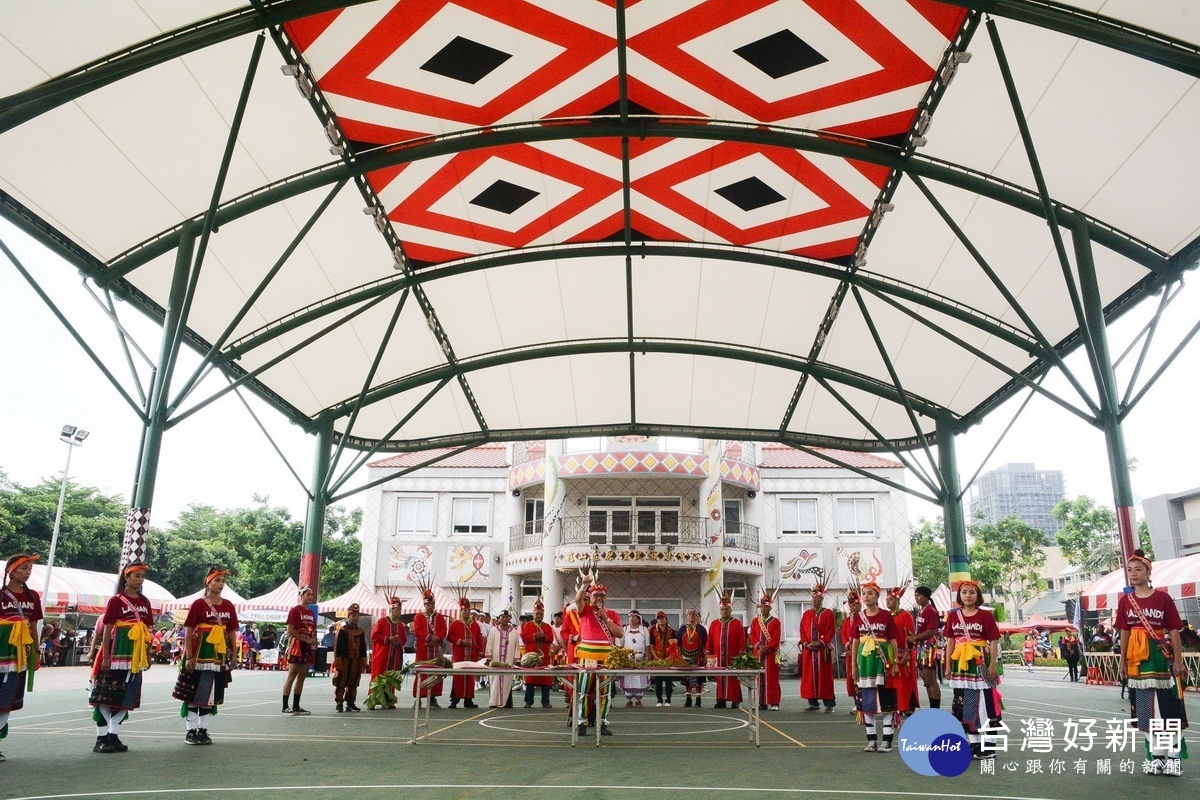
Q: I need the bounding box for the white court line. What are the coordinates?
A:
[4,782,1068,800]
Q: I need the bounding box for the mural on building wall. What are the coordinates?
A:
[837,546,884,585]
[777,548,826,585]
[388,544,433,582]
[448,545,491,584]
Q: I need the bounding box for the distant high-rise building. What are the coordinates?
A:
[968,462,1065,539]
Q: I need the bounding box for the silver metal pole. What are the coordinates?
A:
[42,440,74,599]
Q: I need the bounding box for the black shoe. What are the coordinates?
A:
[281,707,293,714]
[184,730,200,746]
[336,703,344,713]
[449,700,459,709]
[576,724,588,736]
[714,700,726,709]
[429,698,441,709]
[759,704,768,711]
[291,706,311,715]
[684,696,693,708]
[107,734,128,753]
[542,703,552,709]
[600,723,613,736]
[198,729,212,745]
[696,698,702,707]
[805,705,820,712]
[463,701,478,709]
[93,736,116,754]
[346,702,361,712]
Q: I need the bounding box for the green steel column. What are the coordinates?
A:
[937,416,971,588]
[300,414,334,596]
[1071,221,1139,562]
[121,225,196,568]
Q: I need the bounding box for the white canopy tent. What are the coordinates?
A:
[29,564,175,615]
[319,580,390,616]
[236,576,301,614]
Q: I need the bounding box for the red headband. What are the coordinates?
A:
[389,596,402,608]
[588,582,607,595]
[860,581,881,595]
[5,554,40,577]
[1127,554,1152,572]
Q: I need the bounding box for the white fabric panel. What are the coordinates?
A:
[342,380,476,443]
[757,266,839,356]
[0,2,243,93]
[570,352,631,424]
[785,379,870,442]
[742,362,804,432]
[634,354,746,429]
[926,17,1199,253]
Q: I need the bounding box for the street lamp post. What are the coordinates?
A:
[42,425,89,600]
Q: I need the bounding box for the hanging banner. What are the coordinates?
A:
[700,439,725,620]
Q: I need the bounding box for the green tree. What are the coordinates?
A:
[0,474,125,572]
[909,516,949,589]
[968,514,1047,620]
[1052,495,1120,573]
[1137,518,1154,559]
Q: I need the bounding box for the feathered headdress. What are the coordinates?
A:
[450,581,472,611]
[717,585,734,604]
[415,571,436,602]
[758,584,779,608]
[533,594,545,611]
[887,579,910,600]
[809,566,827,597]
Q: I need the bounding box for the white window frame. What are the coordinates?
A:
[395,495,435,537]
[836,497,876,536]
[451,496,490,536]
[779,497,819,536]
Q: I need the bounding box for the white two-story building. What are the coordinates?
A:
[359,437,912,665]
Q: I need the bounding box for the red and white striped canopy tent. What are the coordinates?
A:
[319,581,390,616]
[1080,554,1200,611]
[29,564,175,615]
[400,583,460,617]
[1021,613,1077,632]
[160,584,247,613]
[236,577,301,613]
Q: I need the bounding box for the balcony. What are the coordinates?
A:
[507,515,759,553]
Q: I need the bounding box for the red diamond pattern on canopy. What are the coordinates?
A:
[284,0,967,264]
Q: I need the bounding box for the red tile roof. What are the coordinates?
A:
[369,443,509,469]
[759,444,902,469]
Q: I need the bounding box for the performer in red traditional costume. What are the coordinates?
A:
[574,573,623,735]
[840,587,859,714]
[800,579,837,713]
[281,585,317,715]
[706,589,746,709]
[648,611,678,707]
[411,580,448,707]
[943,580,1001,760]
[174,568,237,746]
[0,554,43,762]
[749,592,781,710]
[850,582,900,753]
[910,586,942,709]
[885,582,919,716]
[520,598,555,709]
[370,597,407,707]
[447,593,482,709]
[1116,550,1189,776]
[88,561,152,753]
[678,608,707,707]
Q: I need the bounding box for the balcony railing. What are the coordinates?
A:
[507,515,760,553]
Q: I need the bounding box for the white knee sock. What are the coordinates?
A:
[108,709,127,735]
[97,706,112,736]
[186,709,199,730]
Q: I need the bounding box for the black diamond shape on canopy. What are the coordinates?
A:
[471,180,540,214]
[421,36,513,85]
[734,30,828,79]
[592,99,659,118]
[715,177,786,212]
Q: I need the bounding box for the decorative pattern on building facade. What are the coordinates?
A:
[556,451,710,479]
[719,457,760,490]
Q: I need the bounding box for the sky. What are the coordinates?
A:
[1,217,1198,532]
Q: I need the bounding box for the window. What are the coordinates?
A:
[837,498,875,535]
[396,497,434,536]
[524,498,544,534]
[780,498,818,535]
[452,497,489,534]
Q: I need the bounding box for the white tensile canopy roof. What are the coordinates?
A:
[0,2,1196,464]
[236,576,301,613]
